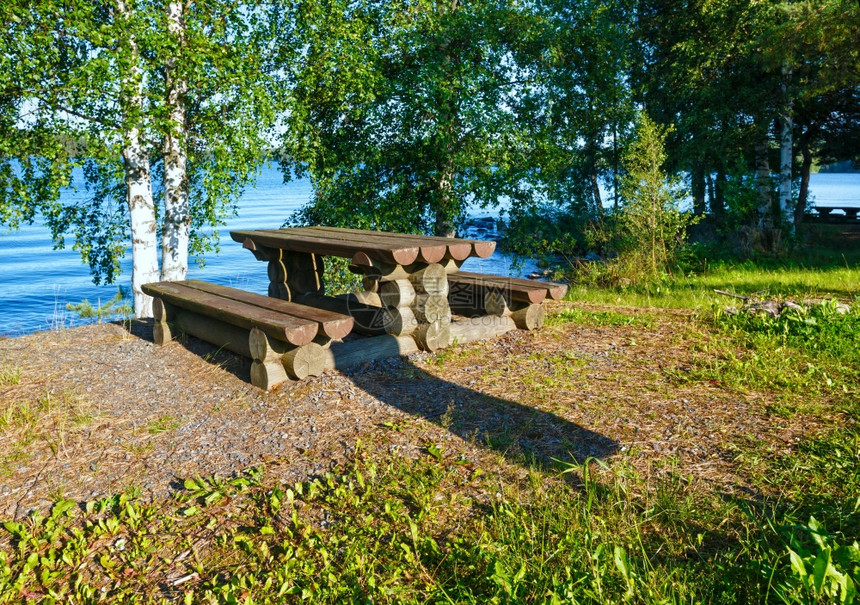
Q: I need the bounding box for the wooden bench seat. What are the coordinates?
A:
[447,272,568,330]
[141,280,354,390]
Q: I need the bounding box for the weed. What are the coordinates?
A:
[0,364,20,386]
[146,415,181,434]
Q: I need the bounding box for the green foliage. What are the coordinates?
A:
[281,0,555,236]
[710,300,860,396]
[613,113,697,279]
[1,450,855,603]
[776,516,859,604]
[66,287,132,323]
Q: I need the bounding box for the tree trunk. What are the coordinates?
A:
[161,1,190,281]
[795,135,812,227]
[714,169,727,223]
[779,65,794,235]
[691,161,706,216]
[755,135,773,229]
[590,172,604,218]
[118,0,159,318]
[433,160,457,237]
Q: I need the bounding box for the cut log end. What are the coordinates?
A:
[153,322,173,346]
[283,342,327,380]
[414,322,452,352]
[413,293,451,324]
[152,297,170,322]
[379,279,416,308]
[511,304,545,330]
[251,359,289,391]
[484,291,511,317]
[410,263,448,295]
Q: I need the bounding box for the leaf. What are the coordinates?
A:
[788,548,807,579]
[51,499,76,519]
[3,522,27,539]
[614,545,631,581]
[811,547,832,595]
[426,443,443,461]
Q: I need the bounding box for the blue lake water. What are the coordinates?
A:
[0,169,857,336]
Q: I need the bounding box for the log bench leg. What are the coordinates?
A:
[152,298,174,345]
[150,297,329,390]
[248,327,326,381]
[248,327,291,390]
[485,292,545,330]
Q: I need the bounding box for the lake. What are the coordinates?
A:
[0,170,857,336]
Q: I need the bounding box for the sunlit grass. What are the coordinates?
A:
[567,263,860,309]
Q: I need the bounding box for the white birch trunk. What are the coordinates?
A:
[160,1,190,281]
[779,64,794,235]
[118,0,160,318]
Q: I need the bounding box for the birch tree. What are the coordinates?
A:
[0,0,278,316]
[160,0,190,282]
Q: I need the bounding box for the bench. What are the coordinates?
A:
[447,272,568,330]
[141,280,354,390]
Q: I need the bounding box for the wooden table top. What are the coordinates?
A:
[231,226,496,266]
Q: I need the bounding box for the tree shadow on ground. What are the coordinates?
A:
[125,321,617,471]
[343,356,618,471]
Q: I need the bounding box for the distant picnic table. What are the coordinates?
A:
[812,206,859,221]
[144,226,567,391]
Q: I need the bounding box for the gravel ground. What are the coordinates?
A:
[0,303,812,520]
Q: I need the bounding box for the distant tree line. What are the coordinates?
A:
[1,0,858,315]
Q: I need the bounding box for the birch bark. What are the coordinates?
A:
[161,0,190,281]
[118,0,160,318]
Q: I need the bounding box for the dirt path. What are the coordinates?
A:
[0,303,809,519]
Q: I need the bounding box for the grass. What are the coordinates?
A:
[0,387,95,477]
[0,364,20,387]
[566,261,859,310]
[0,451,856,603]
[565,226,860,310]
[146,415,182,435]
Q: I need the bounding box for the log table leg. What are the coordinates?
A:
[265,248,325,301]
[379,279,418,336]
[408,263,451,351]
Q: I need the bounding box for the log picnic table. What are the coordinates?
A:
[143,226,567,390]
[812,206,859,221]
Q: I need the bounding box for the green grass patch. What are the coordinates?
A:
[548,307,655,328]
[1,451,857,603]
[146,415,182,434]
[566,262,860,310]
[666,301,859,407]
[0,364,20,387]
